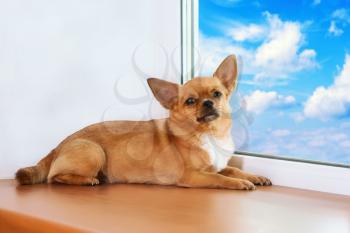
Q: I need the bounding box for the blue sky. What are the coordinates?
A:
[199,0,350,164]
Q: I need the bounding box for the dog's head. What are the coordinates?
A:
[148,55,238,133]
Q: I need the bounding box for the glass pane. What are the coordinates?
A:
[198,0,350,165]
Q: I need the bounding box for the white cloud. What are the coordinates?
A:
[328,21,344,36]
[255,13,302,67]
[261,143,280,155]
[341,122,350,129]
[304,54,350,120]
[312,0,321,6]
[244,90,296,114]
[198,34,254,75]
[248,127,350,164]
[272,129,291,137]
[290,112,305,122]
[308,138,326,147]
[253,12,318,82]
[340,140,350,148]
[332,8,350,23]
[328,8,350,37]
[198,12,318,86]
[331,133,348,141]
[227,23,266,42]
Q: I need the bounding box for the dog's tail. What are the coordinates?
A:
[15,150,56,185]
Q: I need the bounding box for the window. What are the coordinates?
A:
[195,0,350,166]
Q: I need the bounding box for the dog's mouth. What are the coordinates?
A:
[197,110,219,123]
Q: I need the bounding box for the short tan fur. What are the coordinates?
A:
[16,55,271,190]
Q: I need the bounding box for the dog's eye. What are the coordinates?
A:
[213,91,222,98]
[185,97,196,105]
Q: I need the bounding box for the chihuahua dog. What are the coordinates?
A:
[16,55,271,190]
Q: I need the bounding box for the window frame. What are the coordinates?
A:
[181,0,350,196]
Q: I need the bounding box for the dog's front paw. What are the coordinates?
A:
[247,175,272,186]
[237,180,256,190]
[90,178,100,186]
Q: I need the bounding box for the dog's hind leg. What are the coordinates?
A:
[52,174,100,185]
[48,139,106,185]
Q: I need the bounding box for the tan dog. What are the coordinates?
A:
[16,55,271,190]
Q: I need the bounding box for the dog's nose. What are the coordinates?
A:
[203,100,214,108]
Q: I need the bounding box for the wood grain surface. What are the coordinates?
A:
[0,180,349,233]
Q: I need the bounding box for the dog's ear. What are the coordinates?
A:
[147,78,179,109]
[213,55,238,93]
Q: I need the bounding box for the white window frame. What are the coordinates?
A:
[181,0,350,196]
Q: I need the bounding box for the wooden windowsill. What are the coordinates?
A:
[0,179,349,233]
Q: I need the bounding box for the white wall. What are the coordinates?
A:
[0,0,181,178]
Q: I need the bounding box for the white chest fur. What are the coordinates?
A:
[200,133,235,171]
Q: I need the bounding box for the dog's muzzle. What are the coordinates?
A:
[197,110,219,123]
[197,100,220,123]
